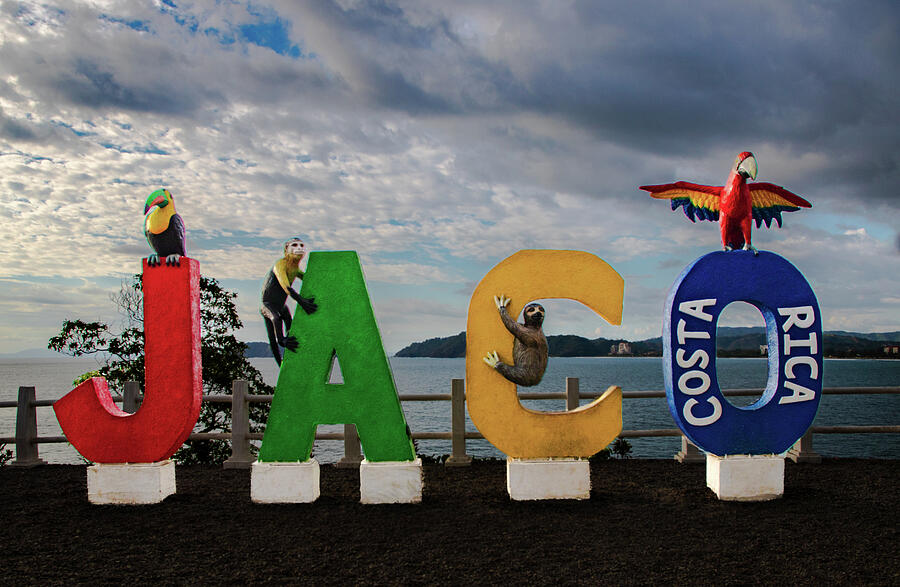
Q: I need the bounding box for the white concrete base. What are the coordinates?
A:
[706,454,784,501]
[506,457,591,501]
[87,460,176,505]
[251,459,320,503]
[359,459,423,504]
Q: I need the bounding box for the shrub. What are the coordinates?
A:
[611,436,633,459]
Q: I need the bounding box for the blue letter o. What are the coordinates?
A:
[663,251,822,456]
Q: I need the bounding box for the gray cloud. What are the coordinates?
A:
[52,58,204,115]
[275,1,900,205]
[1,116,38,141]
[0,0,898,353]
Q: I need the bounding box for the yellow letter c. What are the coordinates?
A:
[465,250,624,458]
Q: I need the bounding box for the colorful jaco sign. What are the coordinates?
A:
[54,259,203,463]
[663,250,822,456]
[466,250,624,458]
[58,249,820,469]
[258,251,416,463]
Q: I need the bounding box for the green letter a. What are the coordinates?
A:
[258,251,416,462]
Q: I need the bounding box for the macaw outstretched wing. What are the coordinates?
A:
[748,183,812,228]
[640,181,723,223]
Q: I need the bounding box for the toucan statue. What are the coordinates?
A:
[143,188,186,266]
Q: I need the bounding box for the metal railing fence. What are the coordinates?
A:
[2,379,898,467]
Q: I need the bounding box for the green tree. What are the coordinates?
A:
[611,436,633,459]
[49,274,272,465]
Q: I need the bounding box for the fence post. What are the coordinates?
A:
[223,380,253,469]
[11,387,45,467]
[337,424,363,468]
[445,378,472,466]
[123,381,141,413]
[787,430,822,463]
[566,377,579,410]
[674,436,705,463]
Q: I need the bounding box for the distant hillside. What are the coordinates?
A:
[821,333,900,357]
[712,328,900,357]
[244,342,272,358]
[239,329,900,359]
[827,331,900,342]
[395,332,466,358]
[0,348,69,359]
[394,333,660,358]
[392,327,900,358]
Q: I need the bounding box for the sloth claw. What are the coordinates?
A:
[483,350,500,368]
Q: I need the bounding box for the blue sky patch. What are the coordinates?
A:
[239,17,302,58]
[158,1,302,57]
[99,14,150,32]
[51,120,95,137]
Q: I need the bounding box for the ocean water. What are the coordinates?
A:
[0,356,897,463]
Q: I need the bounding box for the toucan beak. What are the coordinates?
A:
[144,194,166,215]
[738,154,758,180]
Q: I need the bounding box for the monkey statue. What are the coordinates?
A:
[261,238,318,365]
[483,294,548,387]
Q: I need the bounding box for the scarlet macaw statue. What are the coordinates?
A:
[640,152,811,253]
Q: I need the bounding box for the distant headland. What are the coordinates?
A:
[386,328,900,359]
[230,329,900,359]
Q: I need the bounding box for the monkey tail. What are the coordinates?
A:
[264,317,282,366]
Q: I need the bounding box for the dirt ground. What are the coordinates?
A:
[1,459,898,585]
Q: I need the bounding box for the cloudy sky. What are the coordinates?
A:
[1,0,898,356]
